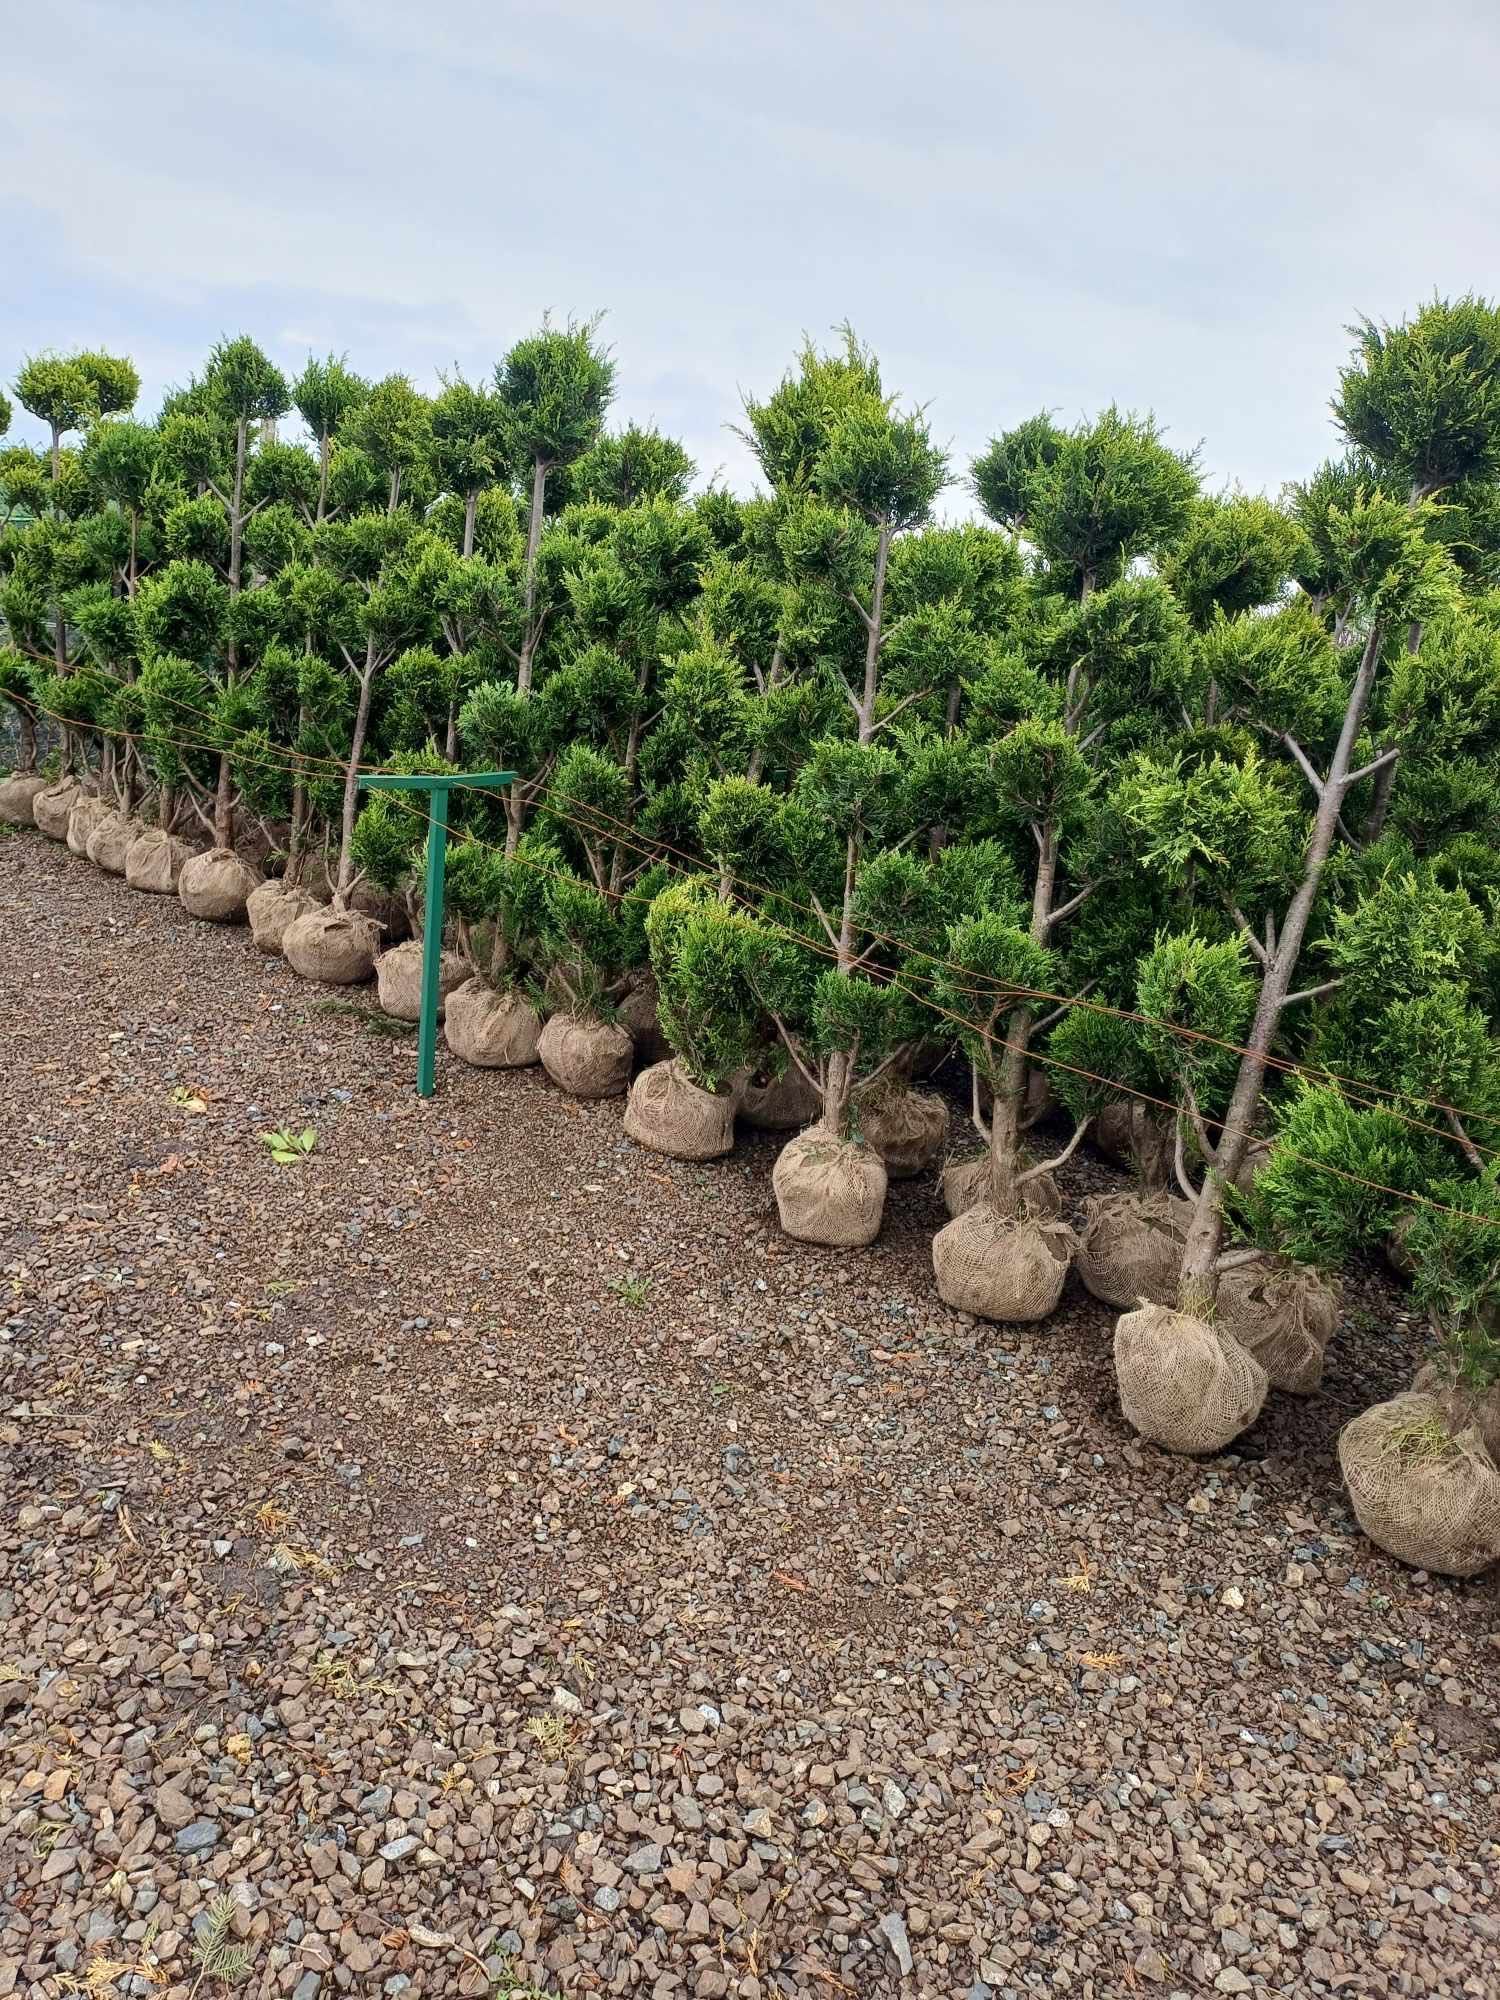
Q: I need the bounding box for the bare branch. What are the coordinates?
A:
[1183,1083,1215,1164]
[1173,1118,1201,1203]
[1447,1108,1485,1171]
[1279,976,1343,1011]
[1019,1115,1092,1183]
[1346,745,1401,787]
[1228,905,1269,967]
[1045,881,1096,929]
[1281,733,1328,798]
[807,892,842,954]
[769,1014,822,1095]
[1215,1246,1267,1274]
[970,1065,992,1144]
[845,590,875,634]
[1032,979,1097,1036]
[870,687,929,735]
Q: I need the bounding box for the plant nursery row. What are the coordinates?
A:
[4,306,1500,1579]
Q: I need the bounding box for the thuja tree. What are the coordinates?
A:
[292,354,367,523]
[923,405,1203,1320]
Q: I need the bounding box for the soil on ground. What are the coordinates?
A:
[1,831,1497,2000]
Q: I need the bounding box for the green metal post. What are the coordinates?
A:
[417,784,449,1099]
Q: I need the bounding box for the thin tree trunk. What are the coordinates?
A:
[213,754,233,849]
[1178,623,1387,1310]
[17,709,37,773]
[336,654,378,899]
[316,428,331,524]
[518,456,549,697]
[987,826,1057,1212]
[857,521,891,744]
[463,489,478,559]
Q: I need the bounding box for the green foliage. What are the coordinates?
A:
[565,424,695,507]
[1334,296,1500,498]
[1249,1085,1434,1268]
[932,912,1056,1085]
[14,354,98,439]
[1160,493,1303,627]
[977,406,1198,597]
[496,316,615,470]
[647,879,768,1090]
[739,327,885,492]
[293,353,368,441]
[1135,930,1255,1116]
[1405,1163,1500,1389]
[206,336,291,426]
[134,559,229,666]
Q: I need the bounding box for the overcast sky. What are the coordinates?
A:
[4,0,1498,509]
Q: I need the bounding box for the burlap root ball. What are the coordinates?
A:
[772,1130,888,1247]
[375,940,467,1021]
[538,1013,634,1099]
[282,907,381,984]
[66,796,111,856]
[617,976,673,1067]
[940,1153,1062,1221]
[1114,1304,1268,1455]
[32,778,83,840]
[738,1066,823,1131]
[1076,1191,1193,1311]
[0,772,49,825]
[1216,1254,1340,1396]
[179,847,262,923]
[1412,1363,1500,1464]
[932,1206,1076,1322]
[857,1086,949,1179]
[349,879,409,942]
[86,811,136,874]
[444,979,543,1068]
[624,1058,736,1161]
[247,881,320,956]
[1338,1391,1500,1578]
[125,828,197,894]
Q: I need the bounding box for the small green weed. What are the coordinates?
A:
[609,1273,653,1309]
[188,1893,255,1993]
[259,1125,318,1165]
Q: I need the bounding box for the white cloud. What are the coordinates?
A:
[4,0,1499,505]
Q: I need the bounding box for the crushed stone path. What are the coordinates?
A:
[1,832,1497,2000]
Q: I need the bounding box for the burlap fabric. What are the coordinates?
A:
[624,1058,736,1160]
[33,778,82,840]
[179,848,261,923]
[738,1067,822,1131]
[857,1085,949,1179]
[1114,1304,1268,1454]
[932,1207,1076,1322]
[66,796,110,856]
[86,812,136,874]
[350,879,409,942]
[283,907,380,984]
[1412,1363,1500,1464]
[125,829,196,894]
[1338,1391,1500,1577]
[538,1014,634,1098]
[247,881,319,955]
[1077,1192,1193,1310]
[0,773,48,825]
[617,977,673,1067]
[940,1153,1061,1221]
[444,979,543,1068]
[1217,1254,1340,1395]
[772,1130,888,1247]
[375,940,466,1021]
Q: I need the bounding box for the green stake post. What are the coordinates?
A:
[357,770,514,1097]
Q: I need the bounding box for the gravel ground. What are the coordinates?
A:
[2,830,1498,2000]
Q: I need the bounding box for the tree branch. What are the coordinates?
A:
[1228,905,1269,967]
[1173,1117,1202,1203]
[1045,881,1096,929]
[1019,1115,1092,1182]
[1281,733,1328,798]
[1447,1108,1485,1171]
[1279,976,1343,1011]
[1346,745,1401,787]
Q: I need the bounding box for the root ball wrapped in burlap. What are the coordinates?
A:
[624,1058,736,1160]
[66,796,110,856]
[617,977,672,1067]
[179,847,262,923]
[247,881,319,956]
[283,907,380,985]
[858,1086,949,1180]
[941,1153,1061,1221]
[444,979,543,1067]
[86,811,136,874]
[125,828,196,894]
[1092,1101,1173,1179]
[1114,1304,1268,1454]
[1217,1254,1340,1396]
[375,940,466,1021]
[538,1014,634,1099]
[1412,1364,1500,1464]
[738,1066,823,1131]
[350,879,409,942]
[1339,1391,1500,1577]
[932,1206,1076,1322]
[1077,1192,1193,1310]
[0,772,49,825]
[773,1130,887,1247]
[33,778,83,840]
